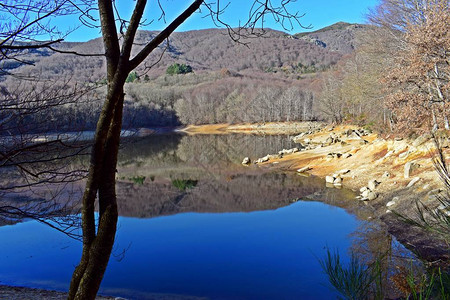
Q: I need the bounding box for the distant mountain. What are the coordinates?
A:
[294,22,370,54]
[3,22,367,81]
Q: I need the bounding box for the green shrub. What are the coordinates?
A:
[166,63,193,75]
[171,179,197,191]
[126,71,138,83]
[129,175,145,185]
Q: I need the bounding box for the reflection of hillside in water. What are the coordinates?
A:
[116,171,358,218]
[118,133,298,173]
[116,133,361,218]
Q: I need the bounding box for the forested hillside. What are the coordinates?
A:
[0,22,371,131]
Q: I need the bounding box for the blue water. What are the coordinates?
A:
[0,201,356,299]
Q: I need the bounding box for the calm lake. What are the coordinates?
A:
[0,133,414,299]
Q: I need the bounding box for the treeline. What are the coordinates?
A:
[125,71,316,126]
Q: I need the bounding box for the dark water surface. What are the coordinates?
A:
[0,133,413,299]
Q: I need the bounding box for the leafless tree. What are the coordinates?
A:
[0,0,100,243]
[63,1,308,298]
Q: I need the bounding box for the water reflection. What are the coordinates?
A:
[0,133,419,299]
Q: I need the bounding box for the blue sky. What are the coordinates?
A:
[57,0,380,42]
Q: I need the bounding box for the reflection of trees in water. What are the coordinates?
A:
[176,134,298,165]
[346,220,424,299]
[115,132,422,297]
[117,134,302,180]
[117,171,354,218]
[0,139,88,231]
[303,186,422,297]
[118,134,184,168]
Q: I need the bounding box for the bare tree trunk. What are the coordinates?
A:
[67,0,204,298]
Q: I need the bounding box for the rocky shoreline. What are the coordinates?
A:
[246,124,450,267]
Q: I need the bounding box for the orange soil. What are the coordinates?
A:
[256,125,443,195]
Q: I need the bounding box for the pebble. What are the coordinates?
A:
[407,177,420,188]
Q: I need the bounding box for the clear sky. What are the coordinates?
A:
[57,0,380,42]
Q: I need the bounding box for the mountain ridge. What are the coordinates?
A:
[1,22,369,80]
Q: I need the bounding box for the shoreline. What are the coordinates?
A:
[241,123,450,267]
[169,121,450,266]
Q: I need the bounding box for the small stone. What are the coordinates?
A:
[337,169,350,175]
[407,177,420,188]
[383,151,394,159]
[256,155,270,163]
[404,161,418,179]
[325,176,335,184]
[361,189,370,198]
[399,151,410,159]
[386,200,396,207]
[382,171,391,178]
[360,139,369,145]
[333,176,342,185]
[368,179,380,191]
[343,153,352,159]
[394,137,403,141]
[360,186,368,193]
[242,157,251,165]
[297,166,312,173]
[367,191,377,200]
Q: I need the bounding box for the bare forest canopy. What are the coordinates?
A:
[0,22,372,131]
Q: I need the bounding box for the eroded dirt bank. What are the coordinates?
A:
[185,122,450,267]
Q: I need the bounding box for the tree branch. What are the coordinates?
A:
[128,0,203,71]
